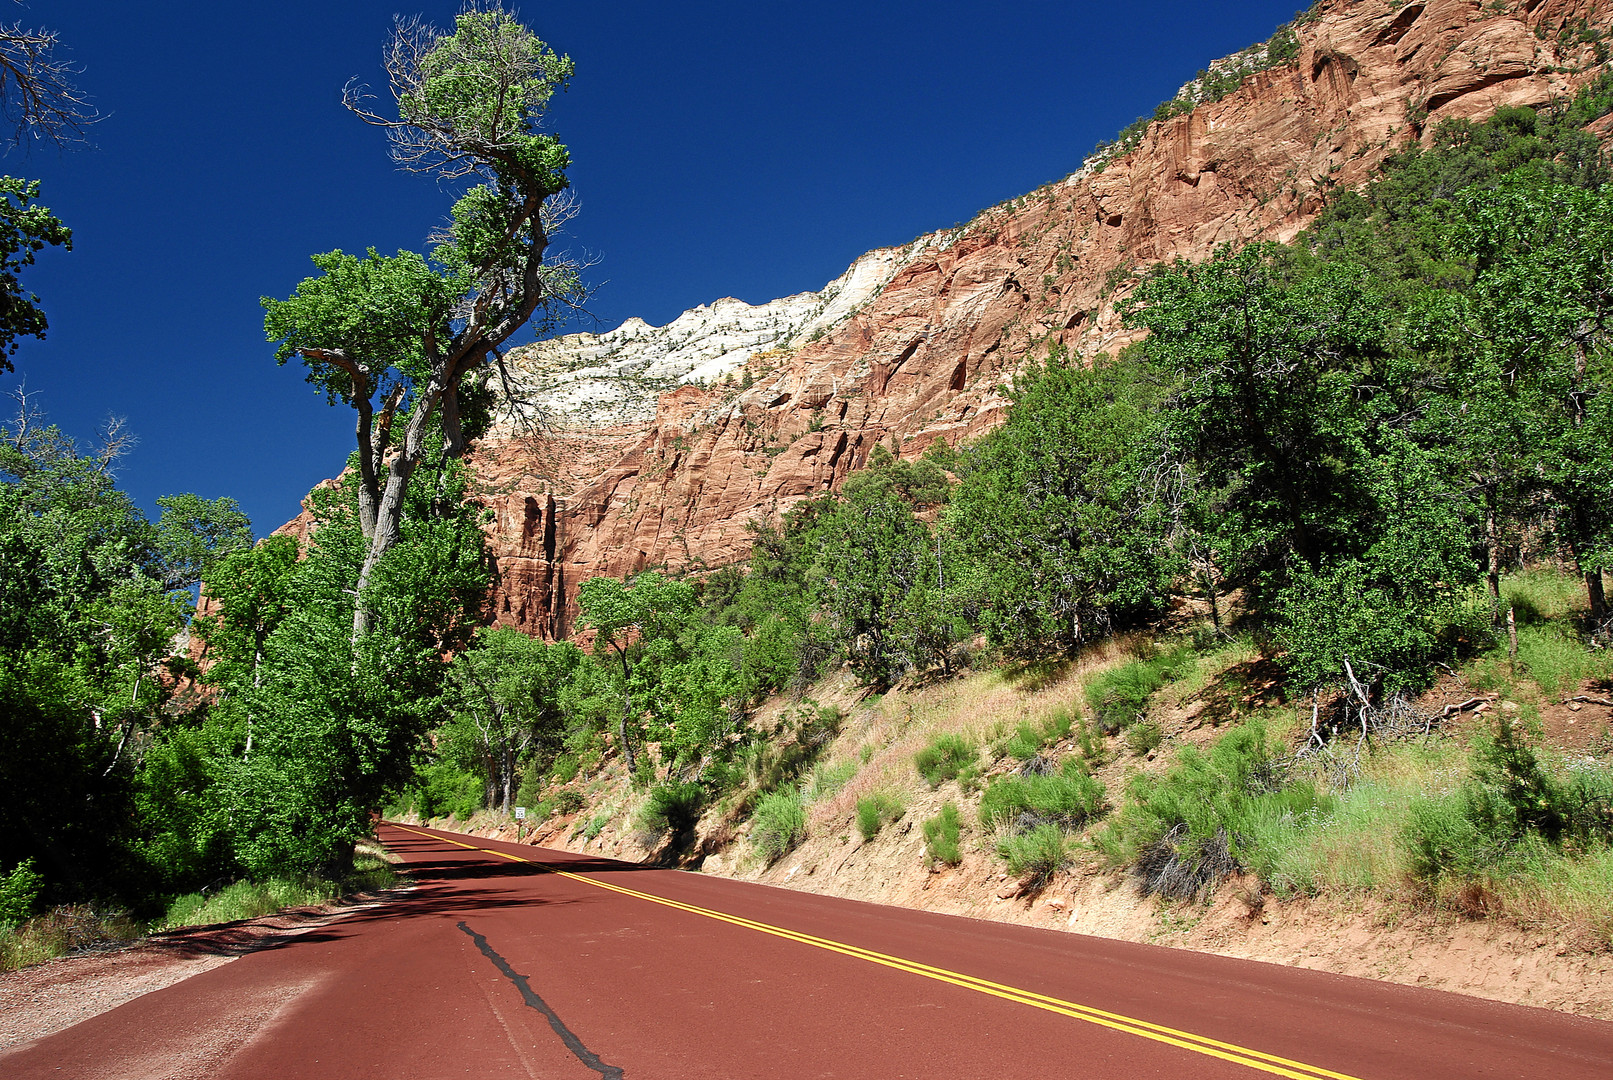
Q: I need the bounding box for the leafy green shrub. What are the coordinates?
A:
[1125,719,1163,756]
[979,759,1106,833]
[554,788,587,816]
[856,793,904,841]
[0,860,43,929]
[922,804,963,866]
[1403,719,1613,880]
[999,824,1074,885]
[581,809,613,841]
[550,754,581,784]
[915,733,976,787]
[751,789,807,863]
[396,761,483,821]
[636,781,705,836]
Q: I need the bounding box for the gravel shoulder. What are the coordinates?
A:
[0,886,410,1053]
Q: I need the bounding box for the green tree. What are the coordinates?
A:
[947,353,1181,656]
[575,571,697,773]
[1453,175,1613,624]
[446,626,583,813]
[216,460,490,876]
[1127,246,1395,591]
[263,5,582,639]
[0,177,70,371]
[153,493,253,592]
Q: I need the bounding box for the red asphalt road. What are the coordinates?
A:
[4,823,1612,1080]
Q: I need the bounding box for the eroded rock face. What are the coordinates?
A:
[297,0,1613,639]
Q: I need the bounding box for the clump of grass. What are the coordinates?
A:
[636,780,705,836]
[806,760,857,802]
[922,804,964,866]
[751,788,807,863]
[1074,717,1108,764]
[581,808,613,841]
[0,905,141,972]
[1086,645,1195,734]
[855,792,905,841]
[998,707,1076,760]
[1502,568,1587,625]
[915,733,976,787]
[1514,624,1611,695]
[979,759,1106,833]
[1125,719,1164,756]
[999,824,1075,886]
[161,877,344,932]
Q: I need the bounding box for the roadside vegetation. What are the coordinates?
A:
[9,3,1613,975]
[415,80,1613,949]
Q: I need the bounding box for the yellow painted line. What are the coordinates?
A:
[390,824,1363,1080]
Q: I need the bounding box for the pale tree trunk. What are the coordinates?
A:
[614,644,637,773]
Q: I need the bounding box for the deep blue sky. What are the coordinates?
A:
[8,1,1301,534]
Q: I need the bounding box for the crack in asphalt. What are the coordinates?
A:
[457,921,625,1080]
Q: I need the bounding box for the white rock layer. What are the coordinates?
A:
[490,239,933,431]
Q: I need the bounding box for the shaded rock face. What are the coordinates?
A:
[308,0,1613,640]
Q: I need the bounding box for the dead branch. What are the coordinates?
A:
[0,15,98,150]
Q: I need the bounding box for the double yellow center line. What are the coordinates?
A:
[392,824,1363,1080]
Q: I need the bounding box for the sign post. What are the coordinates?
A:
[514,805,526,842]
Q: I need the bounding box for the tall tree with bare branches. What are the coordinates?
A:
[262,4,584,639]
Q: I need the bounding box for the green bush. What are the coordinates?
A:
[855,793,904,841]
[581,809,612,841]
[550,753,581,784]
[922,804,963,865]
[554,788,587,816]
[979,759,1106,832]
[396,761,483,821]
[1402,719,1613,880]
[1098,720,1327,899]
[915,733,976,787]
[999,824,1074,885]
[636,781,705,836]
[751,789,807,863]
[0,860,43,929]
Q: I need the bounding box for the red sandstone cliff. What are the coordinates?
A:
[293,0,1613,639]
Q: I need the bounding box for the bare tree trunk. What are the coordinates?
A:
[351,373,447,640]
[1484,489,1502,618]
[615,644,637,773]
[1587,570,1608,628]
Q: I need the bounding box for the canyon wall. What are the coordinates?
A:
[343,0,1613,638]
